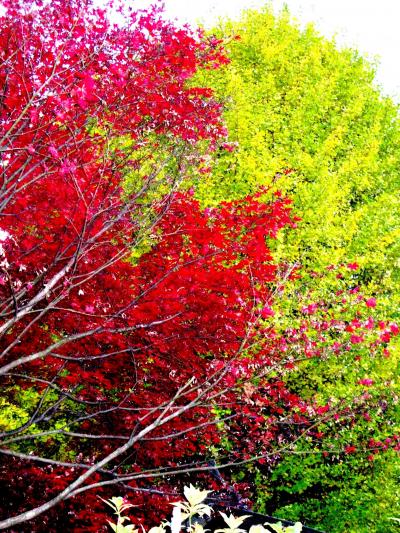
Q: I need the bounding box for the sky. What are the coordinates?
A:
[134,0,400,101]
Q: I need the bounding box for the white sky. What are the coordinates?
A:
[134,0,400,101]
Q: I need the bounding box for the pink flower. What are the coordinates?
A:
[349,286,360,294]
[60,160,77,176]
[350,334,363,344]
[221,141,238,152]
[48,145,59,159]
[260,306,274,318]
[365,297,377,308]
[358,378,374,386]
[347,262,359,270]
[365,317,375,330]
[301,303,318,315]
[199,166,211,174]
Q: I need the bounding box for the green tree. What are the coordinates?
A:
[194,6,400,531]
[196,5,400,294]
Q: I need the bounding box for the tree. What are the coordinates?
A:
[0,2,399,532]
[0,0,233,528]
[194,7,400,531]
[196,6,400,292]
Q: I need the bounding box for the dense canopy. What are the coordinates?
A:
[0,2,399,533]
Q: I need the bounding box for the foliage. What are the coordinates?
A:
[172,485,212,522]
[196,5,400,291]
[239,262,400,532]
[102,486,303,533]
[194,6,400,530]
[0,0,232,529]
[0,1,399,532]
[101,496,138,533]
[263,450,400,533]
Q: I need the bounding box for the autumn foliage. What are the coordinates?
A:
[0,1,399,531]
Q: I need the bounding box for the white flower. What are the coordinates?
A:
[215,512,250,533]
[100,496,135,514]
[268,523,284,533]
[266,521,303,533]
[288,523,303,533]
[249,526,269,533]
[183,485,211,508]
[172,485,212,521]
